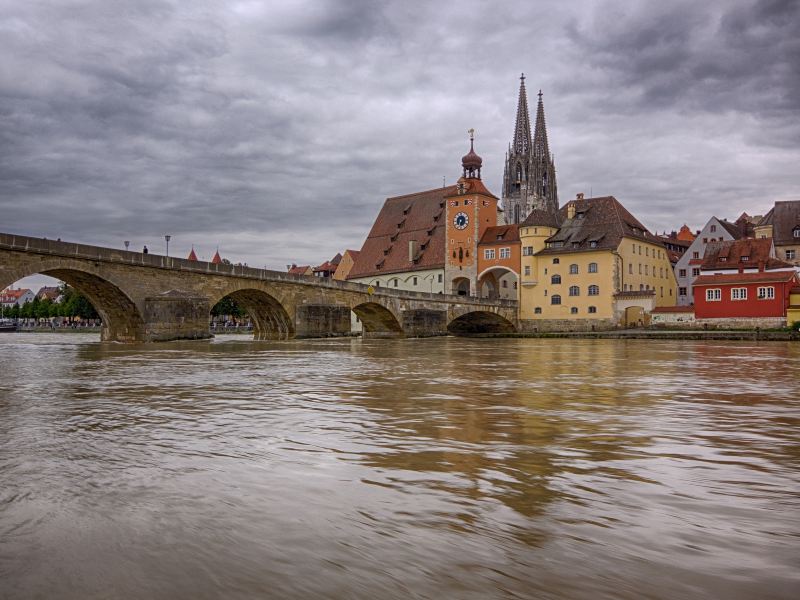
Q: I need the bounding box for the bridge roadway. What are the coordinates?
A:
[0,232,518,342]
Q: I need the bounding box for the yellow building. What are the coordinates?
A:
[518,194,677,330]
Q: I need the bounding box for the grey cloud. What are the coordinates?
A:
[0,0,798,275]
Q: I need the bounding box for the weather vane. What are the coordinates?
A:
[468,128,475,141]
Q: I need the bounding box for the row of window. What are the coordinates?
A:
[549,287,599,303]
[679,268,701,278]
[632,244,664,259]
[629,263,669,278]
[705,286,775,301]
[484,248,511,259]
[374,273,444,288]
[534,306,598,314]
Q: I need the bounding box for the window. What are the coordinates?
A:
[710,225,717,232]
[693,251,700,259]
[551,295,561,305]
[589,241,597,248]
[513,282,517,290]
[706,288,721,301]
[731,288,747,300]
[645,265,649,275]
[569,264,578,274]
[524,266,531,276]
[794,227,800,238]
[553,258,560,264]
[484,249,495,260]
[639,264,642,275]
[757,286,775,299]
[570,307,578,314]
[413,277,418,286]
[692,268,700,277]
[629,264,633,274]
[588,306,597,314]
[438,274,443,283]
[523,246,534,256]
[679,287,687,296]
[588,285,599,296]
[646,247,649,257]
[502,280,508,288]
[720,257,727,262]
[679,269,686,277]
[393,279,399,288]
[499,247,511,259]
[786,250,796,260]
[703,238,708,243]
[551,274,561,284]
[569,285,580,296]
[741,255,750,262]
[589,262,598,273]
[534,307,542,314]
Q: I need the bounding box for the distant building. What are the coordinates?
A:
[349,133,502,296]
[187,247,198,261]
[0,288,35,307]
[313,253,342,278]
[287,264,313,276]
[676,224,696,242]
[501,75,558,224]
[332,250,360,281]
[674,216,744,306]
[518,193,677,330]
[754,200,800,266]
[36,286,61,302]
[692,238,797,326]
[211,250,223,265]
[656,232,691,268]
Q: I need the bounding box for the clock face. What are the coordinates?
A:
[454,211,469,230]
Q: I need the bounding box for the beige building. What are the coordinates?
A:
[754,201,800,267]
[518,194,677,330]
[332,250,360,281]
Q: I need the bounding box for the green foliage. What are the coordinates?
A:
[791,321,800,332]
[211,296,245,318]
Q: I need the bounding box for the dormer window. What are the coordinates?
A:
[741,255,750,261]
[589,241,597,248]
[794,227,800,238]
[719,257,727,262]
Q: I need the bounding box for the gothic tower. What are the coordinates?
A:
[502,75,559,224]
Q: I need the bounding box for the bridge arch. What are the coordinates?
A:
[447,310,516,336]
[0,261,145,342]
[211,288,294,340]
[352,302,403,338]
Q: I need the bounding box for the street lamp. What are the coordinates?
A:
[164,235,171,257]
[124,240,130,251]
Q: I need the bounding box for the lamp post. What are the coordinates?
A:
[124,241,130,251]
[165,235,171,257]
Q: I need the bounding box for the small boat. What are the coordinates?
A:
[0,318,17,332]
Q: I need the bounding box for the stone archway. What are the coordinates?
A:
[212,288,294,340]
[1,266,145,342]
[447,310,516,335]
[452,277,471,296]
[352,302,403,338]
[477,267,518,301]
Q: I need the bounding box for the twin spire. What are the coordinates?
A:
[513,73,551,161]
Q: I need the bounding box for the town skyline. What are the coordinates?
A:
[1,0,798,281]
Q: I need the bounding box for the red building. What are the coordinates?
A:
[693,271,799,319]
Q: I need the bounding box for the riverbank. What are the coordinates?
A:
[478,329,800,341]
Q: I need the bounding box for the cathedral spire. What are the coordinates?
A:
[532,89,550,160]
[512,73,532,155]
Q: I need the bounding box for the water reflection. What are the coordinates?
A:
[1,333,798,599]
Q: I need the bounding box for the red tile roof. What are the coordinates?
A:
[347,185,458,279]
[211,250,223,264]
[479,225,520,245]
[187,247,198,261]
[701,238,791,270]
[287,264,311,275]
[693,271,798,286]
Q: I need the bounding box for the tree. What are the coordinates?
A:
[211,296,245,318]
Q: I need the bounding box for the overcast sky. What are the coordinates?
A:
[2,0,798,281]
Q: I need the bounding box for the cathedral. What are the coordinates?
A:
[501,74,558,225]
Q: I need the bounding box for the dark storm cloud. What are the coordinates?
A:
[0,0,798,276]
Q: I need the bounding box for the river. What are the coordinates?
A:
[1,333,798,599]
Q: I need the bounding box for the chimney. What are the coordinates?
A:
[409,239,419,262]
[567,202,576,220]
[576,192,584,200]
[758,260,765,272]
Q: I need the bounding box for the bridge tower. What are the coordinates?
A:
[444,130,501,297]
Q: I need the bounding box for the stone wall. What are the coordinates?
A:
[518,318,618,333]
[295,304,352,338]
[401,309,448,337]
[144,292,212,342]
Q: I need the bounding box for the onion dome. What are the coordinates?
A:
[461,128,482,178]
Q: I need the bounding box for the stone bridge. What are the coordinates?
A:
[0,233,518,342]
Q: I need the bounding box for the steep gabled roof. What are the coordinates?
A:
[701,238,791,270]
[759,201,800,244]
[479,225,520,245]
[347,185,458,279]
[520,208,560,229]
[538,196,657,255]
[716,218,744,239]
